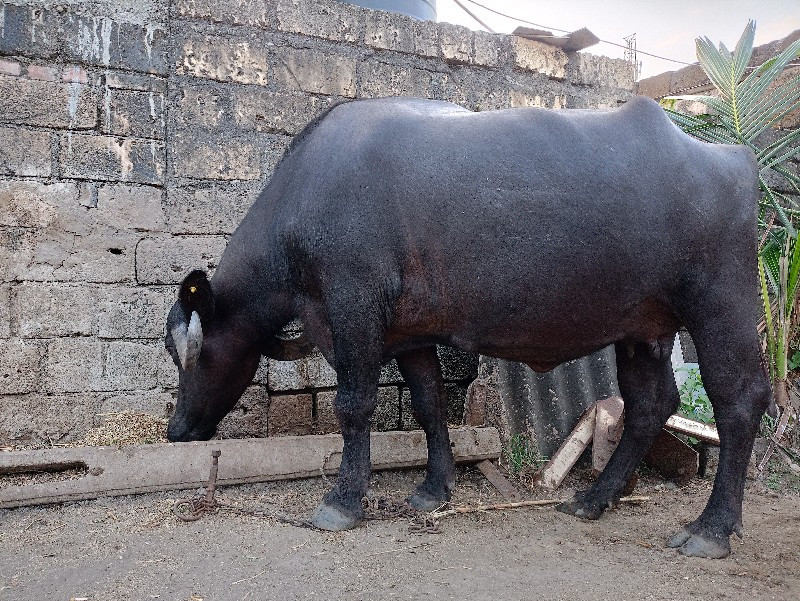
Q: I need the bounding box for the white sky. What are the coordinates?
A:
[436,0,800,79]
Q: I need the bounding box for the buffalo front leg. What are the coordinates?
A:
[558,339,680,520]
[310,311,383,531]
[397,347,455,510]
[666,320,771,558]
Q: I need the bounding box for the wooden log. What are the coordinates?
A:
[592,396,624,476]
[0,427,500,509]
[534,406,596,490]
[476,459,522,501]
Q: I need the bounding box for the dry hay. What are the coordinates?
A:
[79,411,168,447]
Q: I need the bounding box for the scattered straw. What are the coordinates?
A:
[78,411,168,447]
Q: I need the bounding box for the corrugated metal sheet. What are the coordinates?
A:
[486,335,689,458]
[492,347,619,458]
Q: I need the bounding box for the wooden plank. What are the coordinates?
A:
[664,414,720,445]
[534,406,596,490]
[0,427,500,509]
[476,459,522,501]
[592,396,624,476]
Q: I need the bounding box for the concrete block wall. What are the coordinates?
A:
[0,0,633,447]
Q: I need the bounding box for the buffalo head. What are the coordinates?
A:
[165,269,261,442]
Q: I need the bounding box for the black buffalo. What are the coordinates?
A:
[165,96,770,559]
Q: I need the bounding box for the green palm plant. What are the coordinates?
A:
[661,22,800,441]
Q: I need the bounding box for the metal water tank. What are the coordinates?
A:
[336,0,436,21]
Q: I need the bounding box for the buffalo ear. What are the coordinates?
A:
[178,269,215,323]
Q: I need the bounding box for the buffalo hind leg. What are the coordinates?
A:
[558,339,679,520]
[397,347,455,510]
[310,304,383,531]
[666,319,771,558]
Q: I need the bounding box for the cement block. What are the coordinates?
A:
[1,227,139,284]
[0,180,139,284]
[438,346,479,382]
[570,53,634,91]
[0,74,97,129]
[216,385,268,439]
[233,88,328,135]
[473,30,502,68]
[98,285,172,339]
[0,286,9,338]
[175,0,273,28]
[164,183,258,235]
[103,341,160,391]
[358,59,433,98]
[276,0,362,43]
[0,393,102,446]
[511,37,567,80]
[438,68,510,111]
[445,383,468,424]
[266,349,337,391]
[400,388,419,430]
[105,72,167,93]
[0,4,61,59]
[178,35,270,86]
[274,47,356,97]
[157,346,179,389]
[44,338,105,393]
[175,83,229,130]
[267,393,312,436]
[364,10,438,57]
[314,388,401,434]
[375,386,401,431]
[379,359,403,384]
[0,126,52,177]
[0,339,43,394]
[102,88,166,139]
[171,132,261,181]
[96,183,165,231]
[399,383,467,430]
[13,283,97,338]
[135,235,227,285]
[439,22,472,65]
[63,15,169,74]
[99,390,174,417]
[60,133,165,185]
[313,390,339,435]
[0,180,85,231]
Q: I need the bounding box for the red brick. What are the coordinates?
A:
[0,60,21,76]
[62,66,88,84]
[26,65,58,81]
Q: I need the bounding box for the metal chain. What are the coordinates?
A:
[171,450,440,534]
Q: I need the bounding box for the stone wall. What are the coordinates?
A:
[0,0,633,446]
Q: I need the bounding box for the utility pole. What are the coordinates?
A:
[624,33,641,81]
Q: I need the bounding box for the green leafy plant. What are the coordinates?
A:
[677,366,714,424]
[661,21,800,235]
[789,349,800,371]
[662,22,800,420]
[503,431,546,476]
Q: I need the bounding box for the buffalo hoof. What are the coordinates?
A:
[310,501,361,531]
[408,488,447,511]
[667,527,731,559]
[556,493,608,520]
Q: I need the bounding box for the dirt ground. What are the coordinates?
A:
[0,465,798,601]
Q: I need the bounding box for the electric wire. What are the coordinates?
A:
[453,0,695,66]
